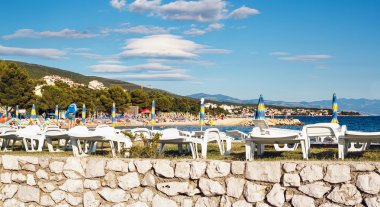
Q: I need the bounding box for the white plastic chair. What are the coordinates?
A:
[16,125,44,152]
[338,131,380,160]
[94,125,132,153]
[157,128,197,159]
[44,127,69,152]
[192,128,229,159]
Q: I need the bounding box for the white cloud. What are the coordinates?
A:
[0,45,66,59]
[207,23,224,31]
[278,54,333,62]
[88,62,184,73]
[114,73,191,81]
[110,0,126,10]
[3,29,98,40]
[127,0,258,22]
[228,6,259,19]
[270,51,289,56]
[183,28,207,36]
[103,25,173,35]
[119,34,227,58]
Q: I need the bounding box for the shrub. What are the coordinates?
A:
[121,131,161,158]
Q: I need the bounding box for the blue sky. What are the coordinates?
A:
[0,0,379,101]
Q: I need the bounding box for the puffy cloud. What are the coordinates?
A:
[110,0,126,10]
[119,34,227,58]
[228,6,259,19]
[127,0,258,22]
[278,54,333,62]
[0,45,66,59]
[2,29,98,40]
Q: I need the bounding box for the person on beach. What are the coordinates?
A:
[65,103,77,129]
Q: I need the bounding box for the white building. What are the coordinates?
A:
[88,80,106,90]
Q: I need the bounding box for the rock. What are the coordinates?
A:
[266,183,285,207]
[128,161,136,172]
[38,182,56,192]
[226,177,245,198]
[86,159,106,178]
[198,178,226,196]
[194,197,218,207]
[206,161,230,178]
[175,162,190,179]
[12,172,26,182]
[244,182,266,203]
[63,157,86,177]
[2,155,20,170]
[157,182,191,196]
[59,179,83,193]
[190,161,207,179]
[141,173,155,187]
[4,198,25,207]
[299,165,323,182]
[139,188,154,202]
[298,182,331,198]
[232,200,252,207]
[154,160,174,178]
[231,161,245,175]
[104,172,118,188]
[38,157,50,168]
[134,160,152,174]
[324,164,351,183]
[26,174,36,186]
[327,183,362,206]
[283,173,301,187]
[2,184,18,199]
[128,202,149,207]
[106,159,128,172]
[40,195,55,206]
[50,173,65,181]
[285,189,294,201]
[65,193,83,206]
[220,195,232,207]
[291,195,315,207]
[255,202,270,207]
[49,161,65,173]
[365,196,380,207]
[356,172,380,194]
[51,190,67,203]
[83,191,100,207]
[283,163,297,173]
[16,185,40,203]
[181,199,193,207]
[351,163,376,171]
[98,188,129,203]
[319,203,341,207]
[245,162,281,183]
[22,164,36,172]
[36,169,49,179]
[84,179,101,190]
[118,172,140,190]
[1,172,12,183]
[152,194,178,207]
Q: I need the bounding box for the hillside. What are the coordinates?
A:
[5,60,142,90]
[189,93,380,115]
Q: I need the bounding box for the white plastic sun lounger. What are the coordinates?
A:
[338,131,380,160]
[44,127,70,152]
[246,127,308,160]
[16,125,44,152]
[68,126,117,157]
[192,128,230,159]
[130,128,152,141]
[0,128,18,151]
[157,128,197,159]
[93,125,132,153]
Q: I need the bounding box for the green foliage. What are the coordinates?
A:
[131,89,150,108]
[206,105,230,115]
[0,61,37,112]
[121,131,161,158]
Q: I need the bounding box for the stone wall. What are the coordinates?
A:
[0,155,379,207]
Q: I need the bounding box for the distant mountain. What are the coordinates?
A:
[5,60,141,90]
[188,93,380,115]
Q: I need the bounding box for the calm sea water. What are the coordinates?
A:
[121,116,380,134]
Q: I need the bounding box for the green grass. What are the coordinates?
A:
[2,142,380,161]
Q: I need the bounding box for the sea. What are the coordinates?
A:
[122,116,380,135]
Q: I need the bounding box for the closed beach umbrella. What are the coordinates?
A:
[151,100,155,125]
[15,105,19,120]
[200,98,205,130]
[331,93,339,124]
[82,104,86,125]
[111,102,116,127]
[255,94,266,120]
[31,104,36,120]
[55,105,59,120]
[4,106,7,118]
